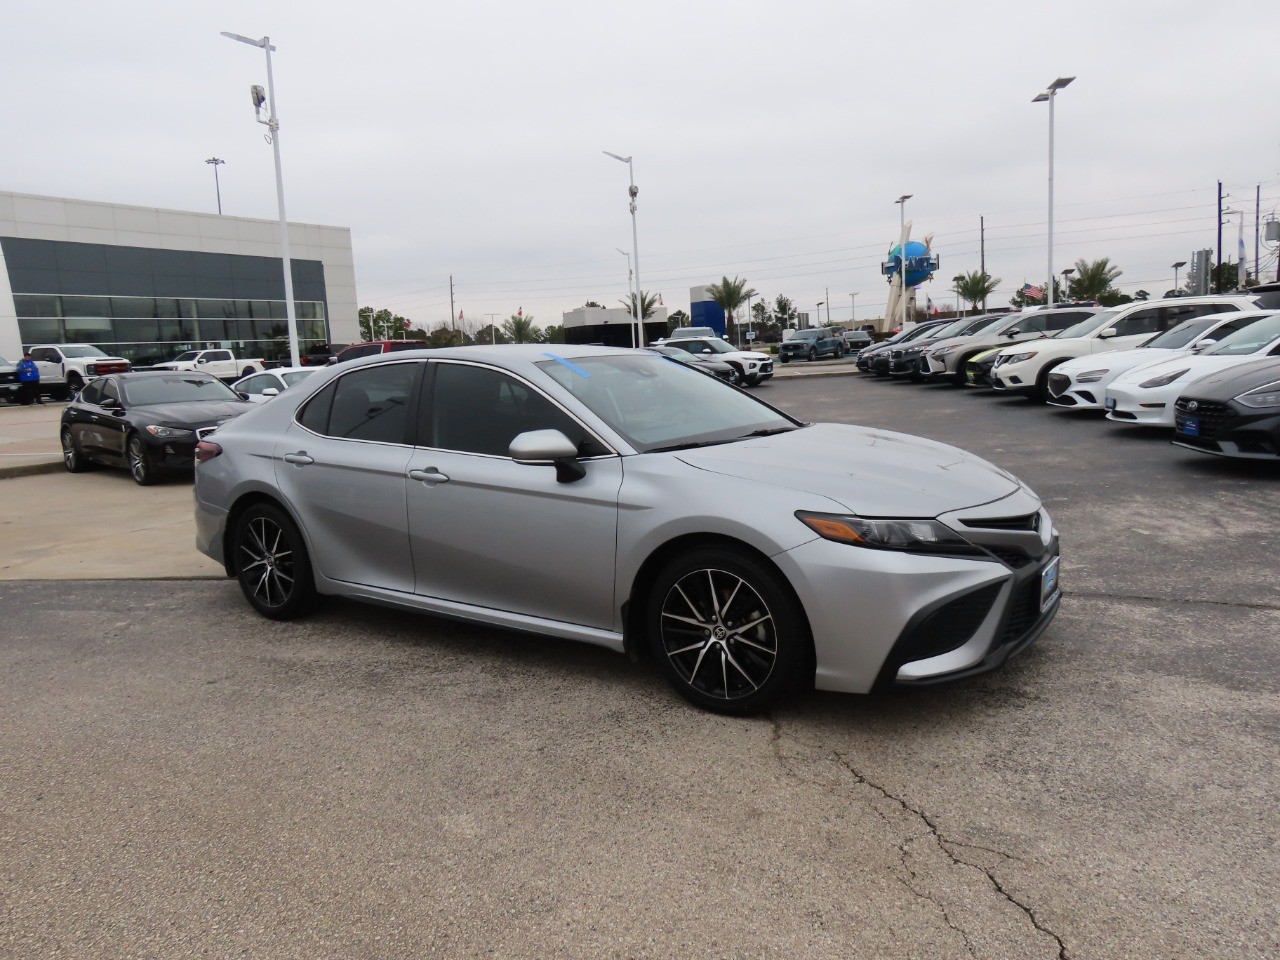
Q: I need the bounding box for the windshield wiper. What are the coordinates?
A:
[648,438,739,453]
[742,426,797,438]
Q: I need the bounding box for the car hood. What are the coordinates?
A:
[1110,353,1260,387]
[1056,347,1182,376]
[675,423,1022,516]
[1179,357,1280,401]
[131,399,254,425]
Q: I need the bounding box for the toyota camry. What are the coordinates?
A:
[193,345,1061,713]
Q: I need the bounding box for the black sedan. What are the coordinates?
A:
[648,345,741,385]
[1172,357,1280,460]
[61,372,253,484]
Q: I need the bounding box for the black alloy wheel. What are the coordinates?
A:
[807,348,817,362]
[726,366,742,386]
[231,503,319,620]
[127,434,155,486]
[61,428,90,473]
[649,547,807,714]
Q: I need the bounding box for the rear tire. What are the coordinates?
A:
[647,547,808,715]
[61,428,90,473]
[231,503,319,620]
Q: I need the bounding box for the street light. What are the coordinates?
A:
[814,302,823,331]
[849,292,859,327]
[952,275,964,316]
[1172,260,1187,293]
[221,31,301,368]
[744,290,761,348]
[1061,267,1074,300]
[1033,76,1074,310]
[895,194,912,331]
[604,151,643,348]
[204,157,225,215]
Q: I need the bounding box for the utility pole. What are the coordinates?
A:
[1256,184,1261,289]
[824,287,830,325]
[449,275,456,332]
[485,312,500,345]
[1216,181,1223,294]
[980,215,987,313]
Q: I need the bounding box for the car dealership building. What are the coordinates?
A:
[0,190,358,365]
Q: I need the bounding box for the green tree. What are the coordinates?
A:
[771,294,799,330]
[476,324,507,345]
[619,290,660,320]
[665,309,690,335]
[704,276,757,341]
[542,324,565,344]
[502,313,543,343]
[1067,257,1123,302]
[953,271,1000,314]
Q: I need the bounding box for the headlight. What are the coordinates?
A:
[796,511,983,556]
[145,425,194,439]
[1139,369,1189,388]
[1075,369,1109,383]
[1002,351,1037,365]
[1236,387,1280,409]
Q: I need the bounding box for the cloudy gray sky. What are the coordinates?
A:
[6,0,1279,331]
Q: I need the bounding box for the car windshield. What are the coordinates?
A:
[538,353,798,452]
[1057,310,1121,340]
[1202,313,1280,356]
[1142,317,1220,349]
[696,339,736,355]
[958,315,1007,335]
[923,319,971,340]
[61,346,109,358]
[121,375,240,405]
[791,330,821,341]
[171,351,201,362]
[282,370,318,387]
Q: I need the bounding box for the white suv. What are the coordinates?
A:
[657,336,774,386]
[990,295,1262,401]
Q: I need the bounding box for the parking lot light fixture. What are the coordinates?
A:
[1061,267,1075,299]
[849,292,859,326]
[1172,260,1187,292]
[1033,76,1074,310]
[604,151,643,348]
[221,30,301,368]
[895,194,912,329]
[204,157,225,215]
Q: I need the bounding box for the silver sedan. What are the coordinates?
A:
[194,345,1060,713]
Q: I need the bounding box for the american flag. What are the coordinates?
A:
[1021,283,1045,300]
[926,295,939,316]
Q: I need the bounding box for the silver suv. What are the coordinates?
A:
[923,307,1100,385]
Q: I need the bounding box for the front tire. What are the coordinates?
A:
[231,503,319,620]
[648,547,809,714]
[126,433,156,486]
[807,348,817,362]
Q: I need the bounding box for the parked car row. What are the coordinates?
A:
[854,287,1280,462]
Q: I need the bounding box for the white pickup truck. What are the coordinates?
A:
[151,349,267,381]
[26,343,132,398]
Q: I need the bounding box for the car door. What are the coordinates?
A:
[31,347,62,384]
[273,360,422,592]
[405,360,623,630]
[1091,307,1166,353]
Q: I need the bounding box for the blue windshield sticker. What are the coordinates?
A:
[541,353,591,378]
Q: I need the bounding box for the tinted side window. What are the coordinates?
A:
[101,380,122,404]
[298,382,335,434]
[1211,316,1259,338]
[428,363,606,457]
[1112,308,1161,337]
[78,380,103,405]
[238,374,272,395]
[1017,315,1047,334]
[1192,303,1240,319]
[1046,311,1088,330]
[327,363,418,443]
[33,348,59,363]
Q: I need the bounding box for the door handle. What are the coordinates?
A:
[408,468,449,484]
[283,452,314,465]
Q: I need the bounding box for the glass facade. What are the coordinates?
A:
[2,237,331,365]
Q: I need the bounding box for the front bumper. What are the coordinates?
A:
[1045,371,1106,409]
[1103,383,1177,426]
[990,359,1038,393]
[1172,399,1280,459]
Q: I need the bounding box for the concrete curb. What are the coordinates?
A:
[0,461,65,480]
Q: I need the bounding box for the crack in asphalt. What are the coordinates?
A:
[1063,589,1280,612]
[767,716,1068,959]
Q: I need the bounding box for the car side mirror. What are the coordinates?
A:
[100,396,120,409]
[510,429,586,483]
[1098,327,1117,339]
[262,387,280,397]
[197,357,208,363]
[1191,339,1216,352]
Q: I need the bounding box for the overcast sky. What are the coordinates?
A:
[5,0,1279,331]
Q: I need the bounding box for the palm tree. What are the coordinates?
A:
[1068,258,1123,302]
[953,271,1000,314]
[502,314,543,343]
[704,276,757,339]
[619,290,661,320]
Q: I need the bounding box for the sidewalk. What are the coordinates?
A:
[0,356,861,480]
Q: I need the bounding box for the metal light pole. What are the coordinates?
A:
[815,302,823,331]
[1061,267,1074,301]
[221,31,301,368]
[1033,76,1074,310]
[205,157,225,214]
[895,194,911,331]
[604,151,643,348]
[615,247,633,308]
[1172,260,1186,293]
[849,292,859,327]
[485,312,500,344]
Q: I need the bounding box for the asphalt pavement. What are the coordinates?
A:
[1,367,1277,960]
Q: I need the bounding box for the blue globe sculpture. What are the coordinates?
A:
[885,240,934,288]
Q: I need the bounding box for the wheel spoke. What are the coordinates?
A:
[661,611,707,629]
[733,634,775,656]
[723,648,761,691]
[687,642,713,686]
[727,613,771,639]
[667,640,709,657]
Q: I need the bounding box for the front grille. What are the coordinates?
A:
[896,583,1002,662]
[1048,373,1070,396]
[1175,398,1234,440]
[961,513,1040,532]
[0,372,16,385]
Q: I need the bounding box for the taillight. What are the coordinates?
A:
[195,440,222,463]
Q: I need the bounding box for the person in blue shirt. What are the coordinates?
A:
[16,350,42,404]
